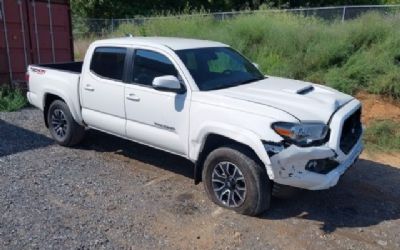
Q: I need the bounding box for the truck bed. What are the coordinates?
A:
[34,62,83,74]
[27,62,84,124]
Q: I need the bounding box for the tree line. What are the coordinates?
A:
[71,0,400,18]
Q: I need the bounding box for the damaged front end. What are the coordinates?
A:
[268,142,362,190]
[265,99,363,190]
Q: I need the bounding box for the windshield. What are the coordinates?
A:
[176,47,264,91]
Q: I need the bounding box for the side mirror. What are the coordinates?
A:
[253,63,260,69]
[152,75,185,94]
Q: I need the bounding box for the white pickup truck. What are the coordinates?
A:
[27,37,363,216]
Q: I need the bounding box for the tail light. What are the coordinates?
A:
[25,72,30,89]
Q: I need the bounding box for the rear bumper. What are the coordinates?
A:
[27,91,41,110]
[269,99,363,190]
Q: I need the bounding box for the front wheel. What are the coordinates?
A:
[47,100,85,146]
[202,146,271,216]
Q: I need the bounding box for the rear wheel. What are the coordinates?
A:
[47,100,85,146]
[202,145,271,216]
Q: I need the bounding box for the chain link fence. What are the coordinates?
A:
[72,5,400,38]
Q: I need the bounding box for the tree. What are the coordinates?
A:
[71,0,208,18]
[70,0,397,18]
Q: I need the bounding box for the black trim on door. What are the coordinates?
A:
[124,48,135,83]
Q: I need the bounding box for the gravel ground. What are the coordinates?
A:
[1,108,399,250]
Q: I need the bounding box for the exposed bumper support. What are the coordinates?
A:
[270,137,363,190]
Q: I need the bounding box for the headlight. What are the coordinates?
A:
[271,122,329,146]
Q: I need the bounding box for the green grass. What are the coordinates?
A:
[73,12,400,151]
[103,11,400,100]
[0,86,27,112]
[364,120,400,152]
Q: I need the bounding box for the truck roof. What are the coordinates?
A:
[94,36,229,50]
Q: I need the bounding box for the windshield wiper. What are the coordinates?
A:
[230,77,264,87]
[206,77,264,91]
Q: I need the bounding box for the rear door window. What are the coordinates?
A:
[90,47,127,81]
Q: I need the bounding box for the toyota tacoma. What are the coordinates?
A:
[26,37,363,216]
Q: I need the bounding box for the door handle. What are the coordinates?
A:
[126,93,140,102]
[84,85,95,91]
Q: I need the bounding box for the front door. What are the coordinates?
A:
[124,48,190,156]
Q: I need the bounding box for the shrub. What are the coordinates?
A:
[0,86,27,112]
[364,120,400,152]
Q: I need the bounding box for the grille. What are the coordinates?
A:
[340,108,362,154]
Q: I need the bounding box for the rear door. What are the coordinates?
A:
[80,46,128,136]
[124,48,191,156]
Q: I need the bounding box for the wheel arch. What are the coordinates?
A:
[42,91,83,127]
[43,93,65,127]
[193,131,274,184]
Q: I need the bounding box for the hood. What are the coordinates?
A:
[213,76,353,123]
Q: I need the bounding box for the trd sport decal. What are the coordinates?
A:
[31,67,46,75]
[154,122,176,131]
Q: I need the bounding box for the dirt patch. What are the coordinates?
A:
[361,151,400,168]
[356,92,400,124]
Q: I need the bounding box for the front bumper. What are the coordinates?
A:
[270,138,363,190]
[269,99,363,190]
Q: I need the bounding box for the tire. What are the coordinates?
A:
[202,145,271,216]
[47,100,85,146]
